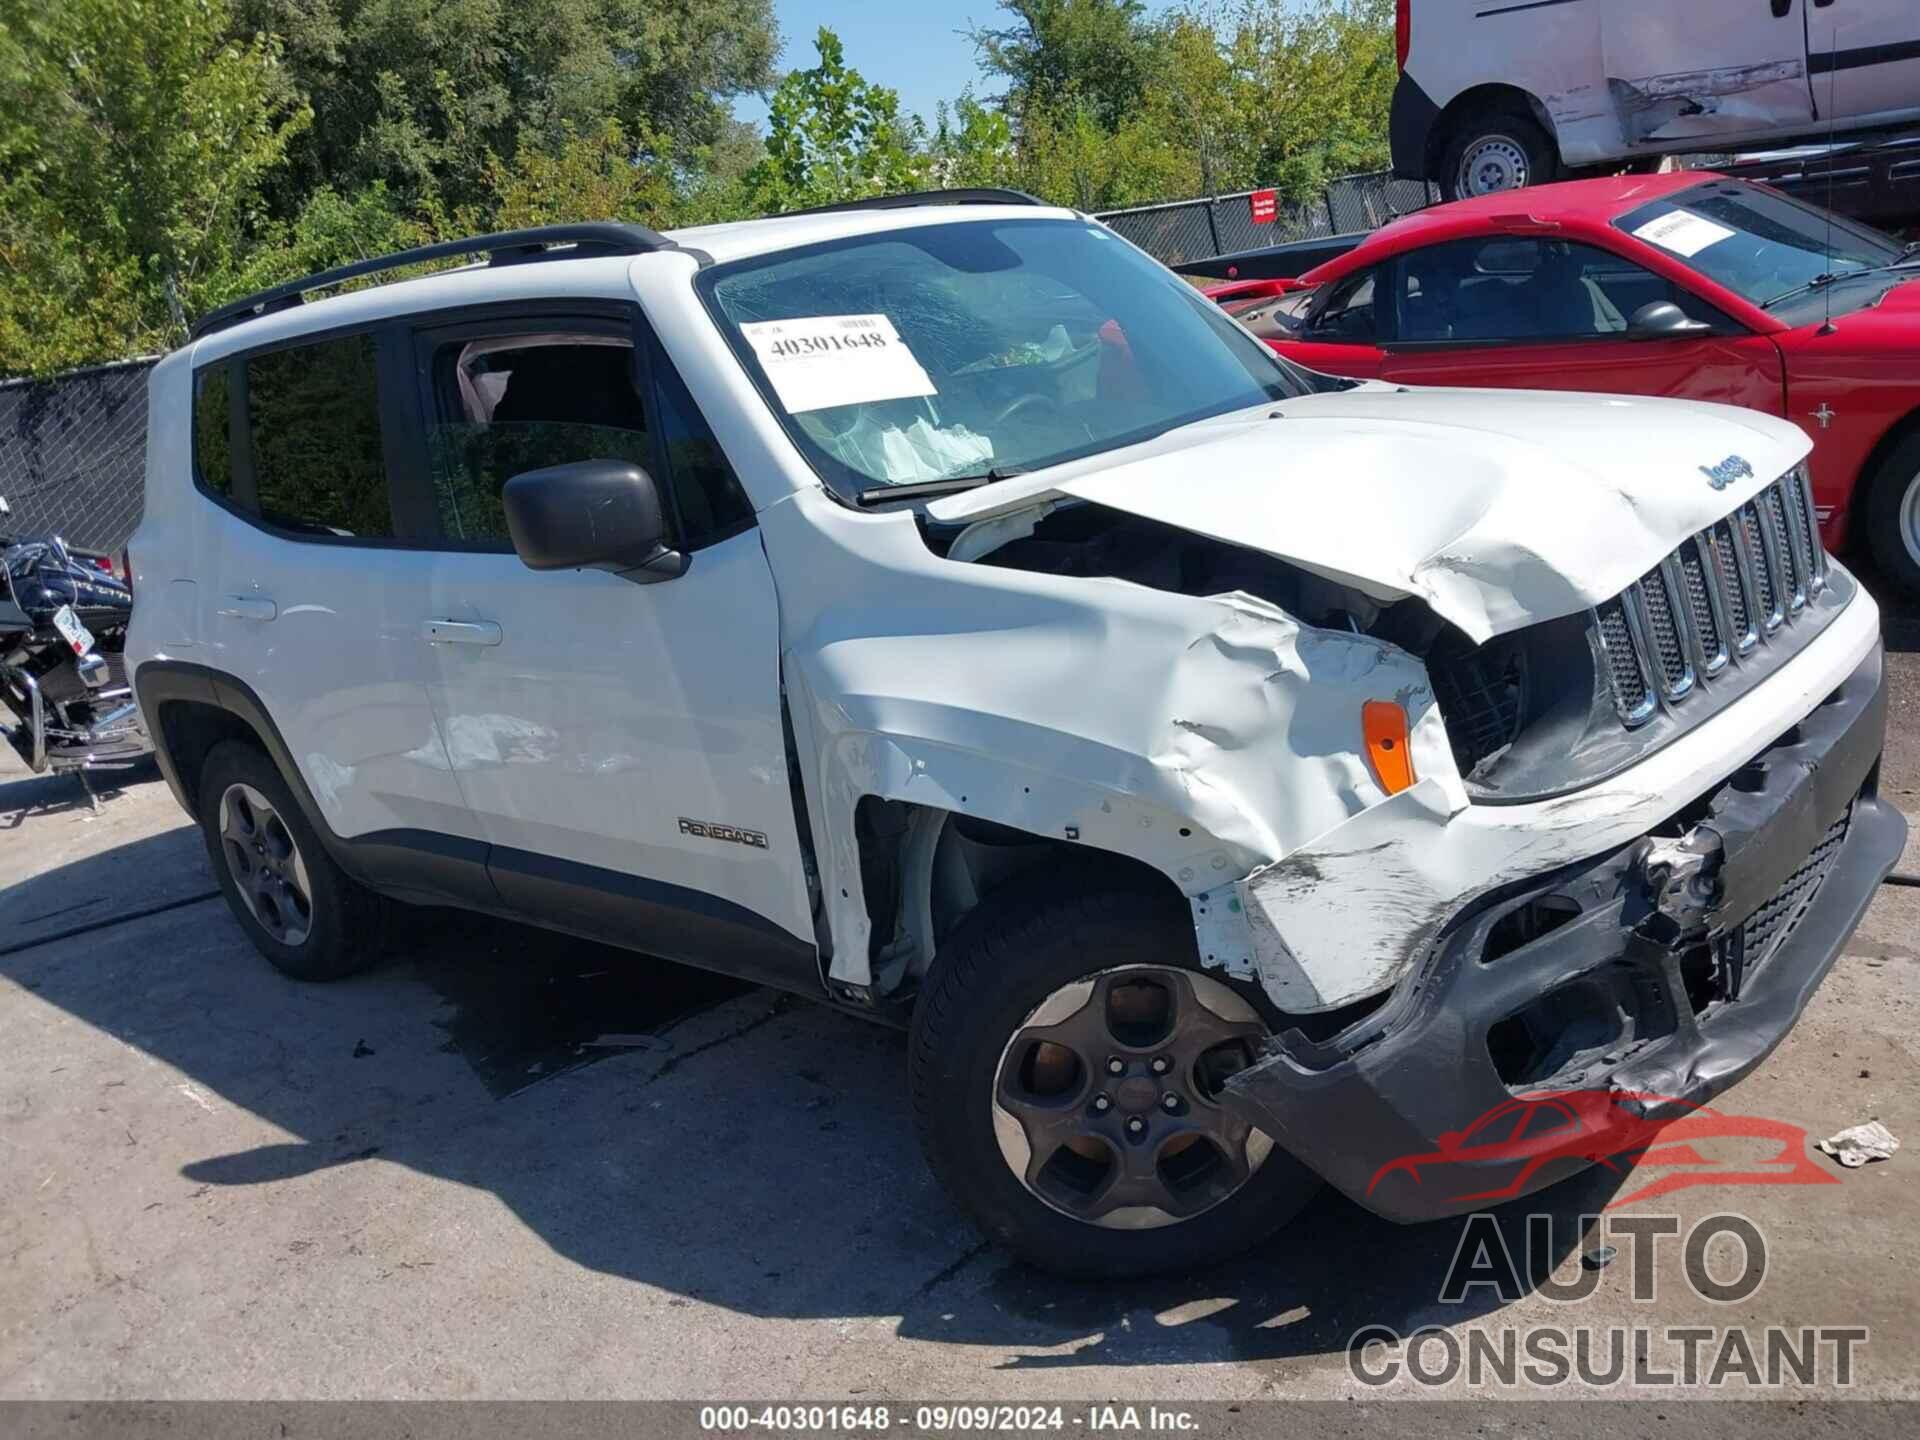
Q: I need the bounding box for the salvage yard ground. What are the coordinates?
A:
[2,583,1918,1401]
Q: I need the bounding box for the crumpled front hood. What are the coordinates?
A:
[930,386,1812,642]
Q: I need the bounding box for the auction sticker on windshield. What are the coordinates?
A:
[739,314,937,413]
[1633,210,1737,258]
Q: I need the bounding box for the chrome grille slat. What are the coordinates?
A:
[1592,470,1827,728]
[1632,563,1695,701]
[1739,501,1783,632]
[1760,485,1807,613]
[1786,467,1827,593]
[1677,538,1730,675]
[1707,519,1757,654]
[1596,598,1655,726]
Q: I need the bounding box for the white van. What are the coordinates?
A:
[1393,0,1920,200]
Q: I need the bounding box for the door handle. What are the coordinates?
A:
[216,595,277,622]
[421,619,503,646]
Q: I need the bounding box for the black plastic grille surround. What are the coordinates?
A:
[1594,468,1829,729]
[1742,805,1852,972]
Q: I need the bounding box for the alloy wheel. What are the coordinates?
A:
[1901,468,1920,570]
[218,782,314,947]
[991,964,1275,1230]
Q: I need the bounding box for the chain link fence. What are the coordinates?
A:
[0,358,156,555]
[1097,169,1438,268]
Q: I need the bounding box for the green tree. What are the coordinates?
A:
[970,0,1395,210]
[748,28,926,212]
[0,0,309,372]
[1226,0,1398,199]
[469,120,678,231]
[1148,13,1245,197]
[973,0,1155,133]
[1016,100,1193,211]
[231,0,780,217]
[928,93,1018,191]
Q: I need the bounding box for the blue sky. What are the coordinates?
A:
[734,0,1178,131]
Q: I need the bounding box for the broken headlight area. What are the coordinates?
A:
[1216,645,1899,1221]
[1422,648,1877,1091]
[1427,470,1854,803]
[928,486,1853,808]
[930,500,1616,801]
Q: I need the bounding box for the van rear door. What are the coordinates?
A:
[1602,1,1814,149]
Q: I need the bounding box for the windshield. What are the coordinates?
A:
[1616,180,1907,318]
[701,218,1300,503]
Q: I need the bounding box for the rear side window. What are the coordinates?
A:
[193,365,234,497]
[194,333,396,540]
[245,335,392,538]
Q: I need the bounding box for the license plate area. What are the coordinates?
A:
[52,604,94,656]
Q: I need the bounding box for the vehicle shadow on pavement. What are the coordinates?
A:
[3,826,1631,1373]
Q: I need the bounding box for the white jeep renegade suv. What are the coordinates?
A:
[129,191,1904,1276]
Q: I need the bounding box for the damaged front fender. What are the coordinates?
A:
[766,489,1460,1004]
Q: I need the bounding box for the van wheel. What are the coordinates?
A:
[1441,106,1557,201]
[909,873,1320,1278]
[197,741,389,981]
[1866,431,1920,597]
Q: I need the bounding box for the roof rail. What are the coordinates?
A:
[190,222,678,340]
[779,188,1048,219]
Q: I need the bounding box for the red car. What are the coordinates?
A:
[1213,172,1920,593]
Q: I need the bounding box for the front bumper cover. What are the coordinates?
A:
[1222,642,1905,1223]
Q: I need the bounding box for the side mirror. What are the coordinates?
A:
[502,459,686,585]
[1628,300,1713,341]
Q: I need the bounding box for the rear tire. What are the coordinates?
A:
[1440,106,1558,201]
[197,741,389,981]
[1865,431,1920,597]
[909,872,1321,1278]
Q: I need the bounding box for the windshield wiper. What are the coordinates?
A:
[1761,271,1849,310]
[853,468,1028,507]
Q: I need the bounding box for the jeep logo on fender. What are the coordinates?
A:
[1700,455,1755,491]
[678,817,769,849]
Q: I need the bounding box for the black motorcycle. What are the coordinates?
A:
[1,516,150,789]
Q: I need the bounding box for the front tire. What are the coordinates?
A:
[1865,430,1920,597]
[1440,106,1558,201]
[197,741,389,981]
[909,873,1320,1278]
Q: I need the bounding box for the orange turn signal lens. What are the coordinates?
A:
[1362,701,1416,796]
